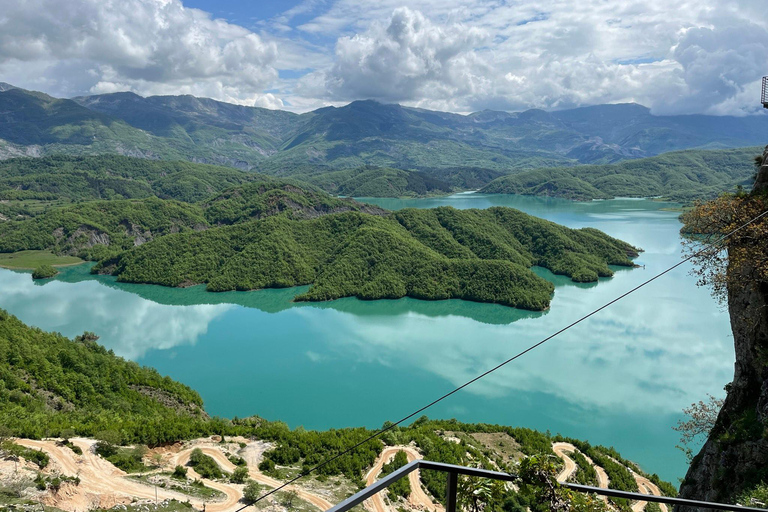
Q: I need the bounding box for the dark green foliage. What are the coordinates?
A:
[105,445,149,473]
[228,454,247,466]
[231,466,249,484]
[243,480,263,503]
[569,450,598,486]
[173,465,188,479]
[0,309,211,443]
[0,440,50,468]
[31,264,58,279]
[189,448,223,479]
[560,440,639,494]
[481,147,760,203]
[202,179,374,225]
[0,197,208,261]
[106,207,637,310]
[296,166,453,197]
[380,450,411,498]
[0,155,257,204]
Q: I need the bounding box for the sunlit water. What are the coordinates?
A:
[0,193,732,483]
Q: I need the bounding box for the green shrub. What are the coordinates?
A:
[32,264,58,280]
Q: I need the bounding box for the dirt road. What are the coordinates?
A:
[15,439,195,511]
[552,443,577,482]
[173,444,333,511]
[364,446,441,512]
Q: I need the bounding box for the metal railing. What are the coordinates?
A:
[327,459,767,512]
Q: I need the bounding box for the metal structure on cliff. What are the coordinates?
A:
[763,76,768,108]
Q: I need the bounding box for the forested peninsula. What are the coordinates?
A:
[480,147,759,202]
[0,155,638,310]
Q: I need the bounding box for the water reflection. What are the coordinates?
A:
[0,268,232,359]
[0,194,732,483]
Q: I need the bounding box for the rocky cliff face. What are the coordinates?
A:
[677,146,768,509]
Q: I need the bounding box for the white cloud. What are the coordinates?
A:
[1,0,767,115]
[296,1,768,115]
[300,7,488,103]
[0,0,279,106]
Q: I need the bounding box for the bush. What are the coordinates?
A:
[173,465,188,479]
[32,265,58,280]
[189,448,223,479]
[231,466,249,484]
[243,480,262,504]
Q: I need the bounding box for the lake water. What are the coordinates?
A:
[0,193,733,483]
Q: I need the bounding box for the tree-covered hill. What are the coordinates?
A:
[0,309,210,441]
[97,207,638,310]
[293,166,454,197]
[202,179,386,225]
[0,154,257,204]
[480,147,760,202]
[0,177,382,259]
[0,198,209,260]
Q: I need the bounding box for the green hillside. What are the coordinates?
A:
[0,309,209,442]
[0,178,379,260]
[0,154,256,204]
[98,207,638,310]
[480,147,760,201]
[293,166,454,197]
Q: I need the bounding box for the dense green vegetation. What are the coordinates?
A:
[0,310,211,443]
[568,450,598,486]
[481,147,759,202]
[0,177,380,263]
[0,197,208,261]
[202,179,379,225]
[294,166,454,197]
[31,264,58,279]
[380,450,412,498]
[102,207,637,310]
[0,155,256,204]
[189,448,225,479]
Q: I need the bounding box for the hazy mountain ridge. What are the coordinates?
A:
[2,84,766,176]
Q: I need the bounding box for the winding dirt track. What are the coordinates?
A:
[16,439,195,510]
[552,443,668,512]
[173,445,333,511]
[364,446,441,512]
[13,438,333,512]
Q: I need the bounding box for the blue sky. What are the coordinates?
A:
[1,0,767,115]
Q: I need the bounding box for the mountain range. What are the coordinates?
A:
[1,83,767,185]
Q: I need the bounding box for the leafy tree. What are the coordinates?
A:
[231,466,249,484]
[673,394,725,461]
[243,480,263,504]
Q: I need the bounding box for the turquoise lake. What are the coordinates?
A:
[0,193,733,483]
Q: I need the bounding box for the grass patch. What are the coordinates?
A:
[0,250,82,269]
[128,473,225,500]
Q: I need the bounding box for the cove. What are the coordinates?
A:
[0,193,732,483]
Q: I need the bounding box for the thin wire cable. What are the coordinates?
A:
[235,207,768,512]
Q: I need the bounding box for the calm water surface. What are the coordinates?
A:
[0,193,733,483]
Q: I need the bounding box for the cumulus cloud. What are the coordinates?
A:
[300,7,489,103]
[1,0,767,115]
[297,1,768,115]
[0,0,280,106]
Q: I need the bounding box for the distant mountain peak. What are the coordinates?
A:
[0,82,19,92]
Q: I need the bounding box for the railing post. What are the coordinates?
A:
[445,470,458,512]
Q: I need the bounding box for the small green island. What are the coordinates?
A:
[31,264,58,279]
